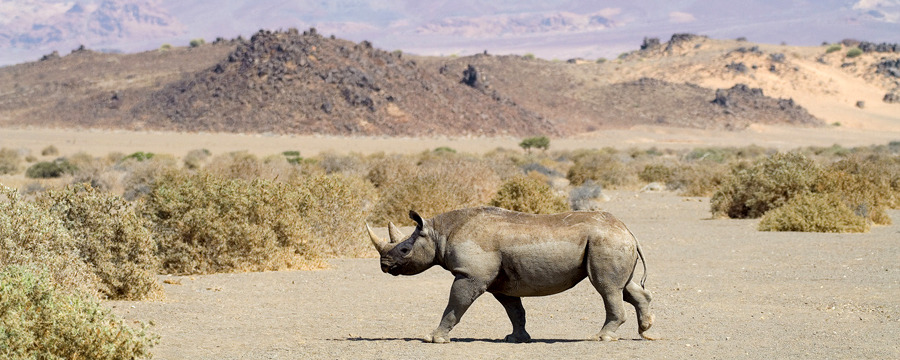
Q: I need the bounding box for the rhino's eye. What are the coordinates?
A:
[400,247,410,255]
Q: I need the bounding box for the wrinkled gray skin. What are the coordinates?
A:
[366,207,655,343]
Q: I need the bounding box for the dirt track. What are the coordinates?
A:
[107,190,900,359]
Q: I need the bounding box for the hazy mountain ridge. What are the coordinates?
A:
[0,0,183,50]
[2,0,897,66]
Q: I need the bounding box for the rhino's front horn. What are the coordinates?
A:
[388,222,404,243]
[366,223,387,253]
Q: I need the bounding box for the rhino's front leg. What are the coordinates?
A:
[424,275,486,343]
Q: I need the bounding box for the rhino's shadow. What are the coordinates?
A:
[341,337,617,344]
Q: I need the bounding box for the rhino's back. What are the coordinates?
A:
[442,208,627,297]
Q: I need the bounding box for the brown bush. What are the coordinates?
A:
[37,184,163,300]
[141,171,321,274]
[566,150,633,187]
[0,186,99,296]
[667,161,732,196]
[711,152,821,218]
[292,173,379,257]
[204,151,300,181]
[758,192,869,232]
[369,157,501,226]
[0,147,22,175]
[489,173,569,214]
[120,155,179,201]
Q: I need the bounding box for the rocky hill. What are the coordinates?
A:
[128,29,552,136]
[2,30,898,136]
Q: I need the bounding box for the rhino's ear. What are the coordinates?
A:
[409,210,425,229]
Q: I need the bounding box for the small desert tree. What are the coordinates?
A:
[519,136,550,154]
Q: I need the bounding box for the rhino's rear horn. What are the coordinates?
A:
[366,223,387,253]
[388,222,404,243]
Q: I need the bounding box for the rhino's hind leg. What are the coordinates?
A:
[493,293,531,343]
[624,281,655,340]
[589,283,627,341]
[424,275,486,343]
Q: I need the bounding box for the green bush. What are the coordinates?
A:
[489,174,568,214]
[0,187,98,296]
[846,47,863,58]
[123,151,155,162]
[0,265,156,359]
[189,38,205,48]
[711,152,820,218]
[25,159,77,178]
[142,172,320,274]
[37,185,162,300]
[523,53,535,60]
[0,148,22,175]
[825,44,842,54]
[758,193,869,232]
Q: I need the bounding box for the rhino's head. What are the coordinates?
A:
[367,210,437,276]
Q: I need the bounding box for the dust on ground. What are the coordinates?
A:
[107,190,900,359]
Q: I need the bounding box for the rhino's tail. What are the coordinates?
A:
[628,229,648,289]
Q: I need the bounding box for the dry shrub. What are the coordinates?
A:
[37,184,163,300]
[711,152,820,218]
[0,186,98,296]
[639,163,675,183]
[292,173,379,257]
[667,161,732,196]
[316,151,368,176]
[183,148,211,170]
[120,156,179,201]
[204,151,299,181]
[142,171,320,274]
[816,170,893,225]
[0,265,156,359]
[758,193,869,232]
[827,153,900,209]
[0,147,22,175]
[369,157,501,226]
[566,150,634,188]
[366,155,418,189]
[569,180,606,211]
[69,153,121,193]
[489,173,569,214]
[41,145,59,156]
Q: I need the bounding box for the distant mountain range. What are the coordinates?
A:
[1,0,898,66]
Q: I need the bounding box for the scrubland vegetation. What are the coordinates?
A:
[1,140,898,358]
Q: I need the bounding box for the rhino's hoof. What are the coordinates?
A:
[591,332,619,342]
[503,333,531,343]
[423,333,450,344]
[639,331,658,341]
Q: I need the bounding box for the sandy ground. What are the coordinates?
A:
[3,125,900,160]
[107,190,900,360]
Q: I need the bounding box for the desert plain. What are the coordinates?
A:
[2,31,900,360]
